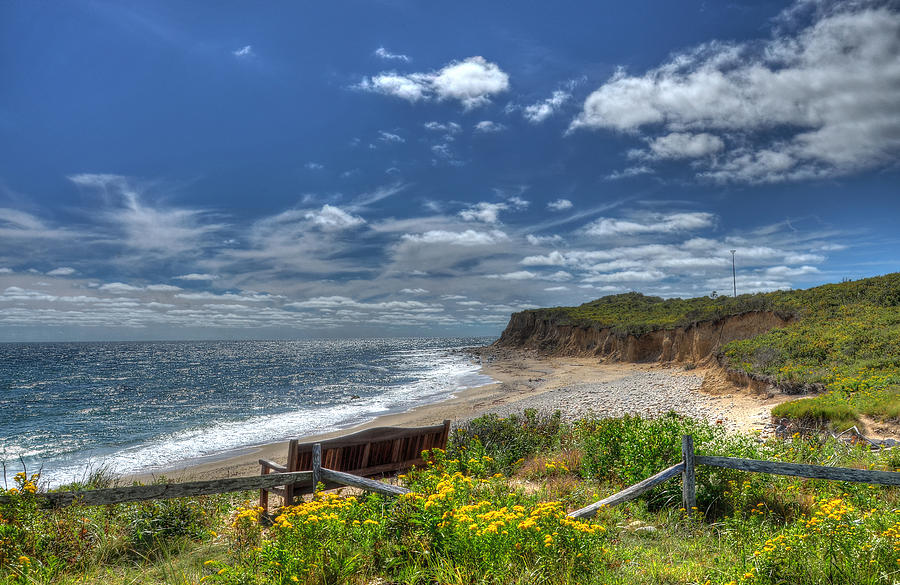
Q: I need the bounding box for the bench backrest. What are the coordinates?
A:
[286,419,451,478]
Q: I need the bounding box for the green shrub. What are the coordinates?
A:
[122,497,210,549]
[448,409,566,474]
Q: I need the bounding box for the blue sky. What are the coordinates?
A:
[1,0,898,341]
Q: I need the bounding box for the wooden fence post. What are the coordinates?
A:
[259,465,270,512]
[682,434,696,515]
[312,443,322,494]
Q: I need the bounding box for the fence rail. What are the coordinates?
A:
[568,434,900,519]
[0,471,314,508]
[6,434,900,513]
[0,442,411,509]
[695,455,900,485]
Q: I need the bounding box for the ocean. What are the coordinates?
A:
[0,337,493,487]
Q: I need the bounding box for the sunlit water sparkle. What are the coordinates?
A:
[0,338,492,487]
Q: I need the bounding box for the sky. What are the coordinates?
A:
[1,0,899,341]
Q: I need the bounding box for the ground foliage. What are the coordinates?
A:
[5,413,900,584]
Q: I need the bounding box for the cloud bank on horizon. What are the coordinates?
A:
[0,0,897,340]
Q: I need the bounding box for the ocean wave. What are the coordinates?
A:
[27,343,493,487]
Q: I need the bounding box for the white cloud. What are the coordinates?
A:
[374,47,410,62]
[0,268,11,274]
[474,120,506,133]
[583,269,667,283]
[401,229,508,246]
[378,131,405,143]
[526,234,564,246]
[523,90,572,123]
[287,296,441,312]
[547,199,573,211]
[585,212,715,237]
[304,204,365,230]
[175,291,281,302]
[459,202,508,224]
[175,273,219,281]
[424,121,462,135]
[507,196,529,210]
[606,166,653,180]
[764,265,820,277]
[400,288,429,294]
[571,3,900,182]
[99,282,143,293]
[430,143,454,159]
[232,45,253,57]
[305,162,324,170]
[145,284,182,291]
[46,267,76,276]
[0,208,75,241]
[358,73,429,102]
[486,271,536,280]
[644,132,725,159]
[358,56,509,109]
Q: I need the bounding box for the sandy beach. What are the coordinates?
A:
[128,347,788,484]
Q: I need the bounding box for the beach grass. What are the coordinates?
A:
[4,413,900,585]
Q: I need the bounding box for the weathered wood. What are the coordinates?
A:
[319,468,410,496]
[283,439,299,507]
[259,459,287,473]
[567,462,685,519]
[0,472,313,508]
[312,443,322,493]
[696,455,900,485]
[682,435,696,514]
[261,420,451,511]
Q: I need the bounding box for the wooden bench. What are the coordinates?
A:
[259,419,451,510]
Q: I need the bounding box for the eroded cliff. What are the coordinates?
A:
[495,309,793,365]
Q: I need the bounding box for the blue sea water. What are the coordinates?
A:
[0,337,493,487]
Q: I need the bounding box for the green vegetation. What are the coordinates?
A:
[528,273,900,429]
[532,291,791,336]
[5,413,900,584]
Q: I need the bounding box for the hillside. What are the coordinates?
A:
[496,273,900,428]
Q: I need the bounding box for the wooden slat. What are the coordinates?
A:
[319,468,410,496]
[567,462,685,519]
[1,471,313,508]
[294,422,450,452]
[695,455,900,485]
[259,459,287,473]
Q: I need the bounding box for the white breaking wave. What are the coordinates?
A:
[38,348,493,487]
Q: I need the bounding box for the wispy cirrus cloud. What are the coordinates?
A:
[523,90,572,123]
[69,174,226,256]
[374,47,410,62]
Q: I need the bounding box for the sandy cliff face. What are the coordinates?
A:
[495,310,793,366]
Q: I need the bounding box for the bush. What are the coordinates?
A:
[122,497,210,549]
[448,409,566,474]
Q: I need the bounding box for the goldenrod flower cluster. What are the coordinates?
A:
[273,493,359,529]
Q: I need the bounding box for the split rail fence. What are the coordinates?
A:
[3,435,899,516]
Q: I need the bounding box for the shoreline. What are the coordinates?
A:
[126,348,789,485]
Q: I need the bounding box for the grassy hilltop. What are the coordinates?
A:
[524,273,900,429]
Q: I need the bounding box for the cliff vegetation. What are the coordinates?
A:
[498,273,900,429]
